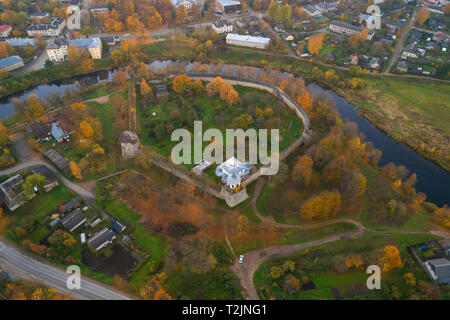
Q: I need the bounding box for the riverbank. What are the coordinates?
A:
[0,40,448,173]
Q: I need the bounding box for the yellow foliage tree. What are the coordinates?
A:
[382,245,403,272]
[70,161,82,179]
[79,120,94,138]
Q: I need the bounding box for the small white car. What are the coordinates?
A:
[238,255,244,264]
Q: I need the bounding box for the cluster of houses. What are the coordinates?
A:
[27,117,72,144]
[0,165,59,211]
[408,239,450,285]
[46,37,103,62]
[49,196,127,252]
[398,29,448,75]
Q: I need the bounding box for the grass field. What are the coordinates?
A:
[254,232,446,300]
[137,81,303,167]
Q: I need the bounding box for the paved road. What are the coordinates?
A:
[0,241,130,300]
[14,51,48,75]
[0,158,95,199]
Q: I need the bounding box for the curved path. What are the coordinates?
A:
[231,178,450,300]
[0,157,95,199]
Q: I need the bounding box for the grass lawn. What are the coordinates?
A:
[254,232,444,300]
[137,82,303,168]
[101,199,168,261]
[231,222,357,255]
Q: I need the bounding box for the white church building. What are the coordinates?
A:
[215,157,251,189]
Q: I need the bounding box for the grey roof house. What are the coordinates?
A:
[88,227,116,251]
[61,208,86,232]
[0,174,26,211]
[425,258,450,285]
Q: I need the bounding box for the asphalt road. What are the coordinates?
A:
[0,241,131,300]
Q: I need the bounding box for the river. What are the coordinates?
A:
[0,61,448,206]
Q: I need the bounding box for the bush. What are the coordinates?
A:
[167,222,199,238]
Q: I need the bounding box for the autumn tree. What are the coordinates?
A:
[70,161,82,179]
[403,273,416,286]
[140,78,153,101]
[172,74,192,93]
[205,76,223,97]
[291,154,313,187]
[219,82,239,105]
[308,33,325,55]
[416,6,430,26]
[345,255,363,269]
[80,120,94,138]
[382,245,403,272]
[300,191,341,220]
[22,173,46,199]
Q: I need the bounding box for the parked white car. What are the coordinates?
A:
[239,255,244,264]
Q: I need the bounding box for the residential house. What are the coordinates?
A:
[329,21,374,40]
[29,121,51,142]
[5,38,36,48]
[369,57,381,69]
[0,56,24,72]
[171,0,197,9]
[154,85,169,99]
[26,17,66,37]
[226,34,270,49]
[51,121,70,142]
[402,42,419,59]
[314,1,338,13]
[0,174,26,211]
[384,19,403,31]
[32,166,59,192]
[68,38,102,59]
[426,41,439,51]
[61,208,86,232]
[59,197,82,213]
[88,227,116,251]
[274,24,285,33]
[46,37,68,62]
[43,149,70,174]
[281,33,294,41]
[28,12,50,20]
[90,4,110,16]
[433,31,447,43]
[396,60,408,72]
[303,5,321,17]
[425,258,450,285]
[350,54,359,65]
[212,20,233,34]
[0,25,12,37]
[216,0,241,13]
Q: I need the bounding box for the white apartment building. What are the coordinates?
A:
[46,37,68,62]
[329,21,374,41]
[47,37,102,61]
[226,34,270,49]
[68,38,103,59]
[212,20,233,34]
[26,17,66,37]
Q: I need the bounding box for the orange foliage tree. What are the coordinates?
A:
[307,33,325,55]
[300,191,341,220]
[382,245,403,272]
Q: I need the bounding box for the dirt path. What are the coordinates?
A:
[383,9,416,75]
[232,177,450,300]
